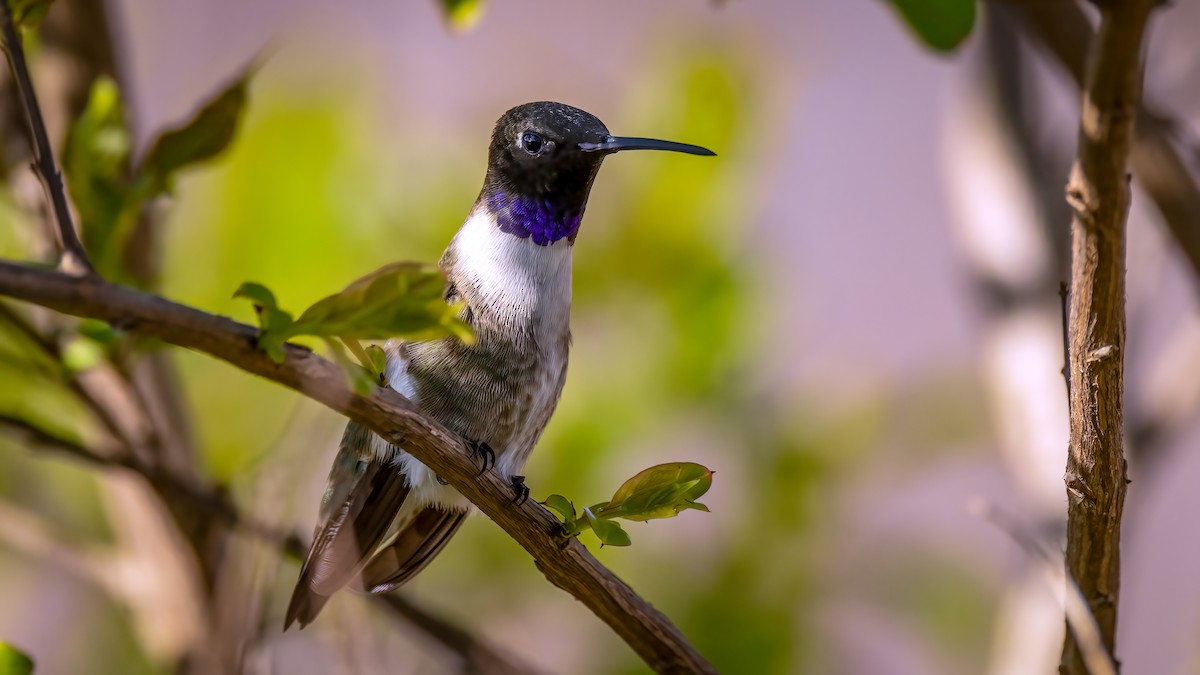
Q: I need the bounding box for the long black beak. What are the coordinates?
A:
[578,135,716,156]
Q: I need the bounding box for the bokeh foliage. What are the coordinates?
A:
[0,643,32,675]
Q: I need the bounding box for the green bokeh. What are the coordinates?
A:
[0,643,32,675]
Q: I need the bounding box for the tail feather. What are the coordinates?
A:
[283,588,331,631]
[360,506,468,594]
[285,455,412,630]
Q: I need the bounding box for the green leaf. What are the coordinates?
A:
[339,337,373,374]
[584,508,630,547]
[262,307,295,336]
[592,462,713,522]
[9,0,54,28]
[437,0,485,32]
[233,281,294,336]
[363,344,387,385]
[233,282,293,362]
[63,60,256,280]
[886,0,975,52]
[324,338,375,396]
[232,282,278,313]
[0,642,33,675]
[233,265,473,368]
[259,335,286,364]
[137,60,255,192]
[62,76,136,278]
[542,494,576,522]
[287,262,473,343]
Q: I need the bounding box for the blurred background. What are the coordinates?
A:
[2,0,1200,673]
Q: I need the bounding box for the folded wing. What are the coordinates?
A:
[361,506,468,594]
[285,423,412,629]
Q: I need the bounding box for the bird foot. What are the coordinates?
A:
[467,440,495,475]
[510,475,529,506]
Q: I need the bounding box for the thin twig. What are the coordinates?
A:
[0,260,715,673]
[0,411,99,457]
[379,595,541,675]
[970,500,1116,675]
[0,3,93,275]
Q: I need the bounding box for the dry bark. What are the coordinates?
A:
[1057,1,1160,671]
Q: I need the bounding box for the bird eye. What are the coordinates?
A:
[520,131,544,155]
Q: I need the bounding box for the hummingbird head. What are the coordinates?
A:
[480,101,714,246]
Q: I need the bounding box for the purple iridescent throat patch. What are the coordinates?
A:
[487,192,583,246]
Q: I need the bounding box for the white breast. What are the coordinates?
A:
[450,208,573,336]
[370,209,574,510]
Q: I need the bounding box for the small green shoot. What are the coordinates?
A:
[544,462,714,547]
[64,60,254,283]
[233,263,472,400]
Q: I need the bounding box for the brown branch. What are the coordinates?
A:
[1058,1,1159,672]
[0,3,93,275]
[1000,0,1200,294]
[0,260,715,674]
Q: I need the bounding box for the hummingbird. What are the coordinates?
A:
[285,101,714,629]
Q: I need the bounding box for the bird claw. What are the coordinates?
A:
[509,475,529,506]
[467,440,495,475]
[435,474,448,485]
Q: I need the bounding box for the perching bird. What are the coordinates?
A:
[286,101,714,628]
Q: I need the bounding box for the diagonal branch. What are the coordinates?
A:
[0,3,93,275]
[1057,0,1160,672]
[377,595,541,674]
[0,411,100,457]
[0,259,715,674]
[971,500,1115,675]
